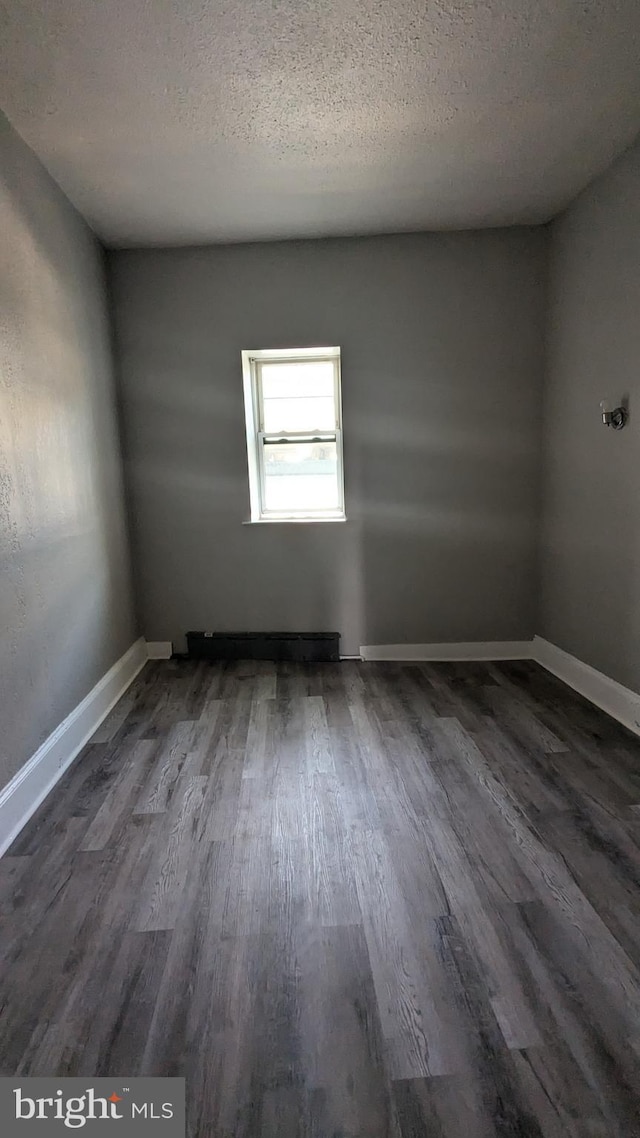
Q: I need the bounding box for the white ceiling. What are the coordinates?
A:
[2,1,640,246]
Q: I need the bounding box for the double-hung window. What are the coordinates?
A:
[241,346,345,522]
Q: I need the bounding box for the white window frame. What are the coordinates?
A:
[241,346,345,523]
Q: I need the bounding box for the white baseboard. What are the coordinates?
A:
[0,638,148,858]
[358,636,640,736]
[146,641,173,660]
[359,640,534,662]
[532,636,640,738]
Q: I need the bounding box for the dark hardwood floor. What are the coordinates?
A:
[2,657,640,1136]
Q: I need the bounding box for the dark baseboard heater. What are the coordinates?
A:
[186,631,340,663]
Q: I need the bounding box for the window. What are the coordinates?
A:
[241,346,345,522]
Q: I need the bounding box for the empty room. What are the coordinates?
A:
[2,1,640,1134]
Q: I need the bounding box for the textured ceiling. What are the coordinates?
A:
[2,1,640,246]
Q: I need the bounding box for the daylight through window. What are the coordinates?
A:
[241,347,345,522]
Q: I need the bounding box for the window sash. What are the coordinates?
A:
[254,357,341,434]
[257,429,344,518]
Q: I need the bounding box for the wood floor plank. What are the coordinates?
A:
[0,817,89,963]
[139,839,230,1079]
[324,692,384,832]
[503,899,640,1136]
[2,657,640,1135]
[390,910,550,1136]
[30,930,173,1078]
[14,814,163,1075]
[181,698,224,777]
[301,773,361,927]
[81,738,157,850]
[486,683,570,755]
[136,776,207,932]
[352,827,469,1079]
[0,844,115,1074]
[298,922,398,1138]
[134,723,194,814]
[537,806,640,967]
[430,756,538,904]
[241,698,271,781]
[390,775,543,1050]
[0,855,31,917]
[438,717,640,1035]
[304,695,335,776]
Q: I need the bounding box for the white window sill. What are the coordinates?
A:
[243,516,347,525]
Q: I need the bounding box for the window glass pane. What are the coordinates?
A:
[260,361,334,400]
[262,396,335,433]
[263,439,340,513]
[260,360,337,432]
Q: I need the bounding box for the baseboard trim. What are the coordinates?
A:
[358,636,640,735]
[532,636,640,738]
[0,638,148,858]
[359,641,534,662]
[146,641,173,660]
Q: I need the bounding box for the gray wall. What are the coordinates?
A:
[110,230,547,656]
[0,113,137,791]
[540,137,640,691]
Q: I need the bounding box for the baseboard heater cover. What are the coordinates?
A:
[186,631,340,662]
